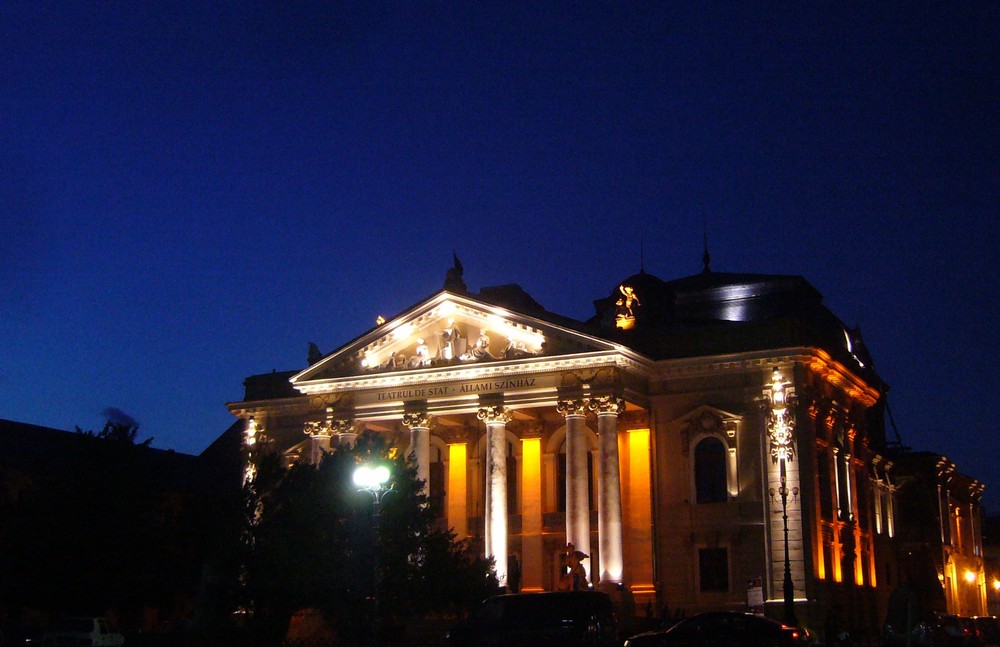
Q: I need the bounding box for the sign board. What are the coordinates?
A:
[747,577,764,615]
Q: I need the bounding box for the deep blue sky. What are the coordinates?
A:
[2,3,997,507]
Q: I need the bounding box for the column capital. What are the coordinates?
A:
[588,395,624,415]
[477,405,512,425]
[402,411,431,429]
[303,420,332,437]
[328,419,355,434]
[557,399,588,417]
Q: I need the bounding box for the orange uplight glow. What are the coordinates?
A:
[964,570,977,584]
[521,437,542,534]
[626,428,654,589]
[447,443,468,537]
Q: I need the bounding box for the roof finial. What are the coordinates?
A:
[702,230,712,274]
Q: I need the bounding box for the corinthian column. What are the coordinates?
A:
[403,411,431,499]
[558,398,591,582]
[590,395,625,586]
[478,405,511,587]
[303,421,333,466]
[330,419,356,448]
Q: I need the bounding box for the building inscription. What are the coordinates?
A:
[374,377,538,402]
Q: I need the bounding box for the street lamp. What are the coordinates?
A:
[770,462,799,627]
[354,464,392,502]
[766,368,798,627]
[353,463,392,645]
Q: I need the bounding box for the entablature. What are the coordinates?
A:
[650,347,880,407]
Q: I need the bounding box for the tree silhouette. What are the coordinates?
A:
[76,420,153,447]
[244,430,497,645]
[1,421,207,626]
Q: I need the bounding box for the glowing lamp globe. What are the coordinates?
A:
[354,464,391,490]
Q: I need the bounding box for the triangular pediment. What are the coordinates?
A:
[291,291,624,388]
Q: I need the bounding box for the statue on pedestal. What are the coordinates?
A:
[558,543,589,591]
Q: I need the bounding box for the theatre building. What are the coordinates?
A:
[228,260,896,635]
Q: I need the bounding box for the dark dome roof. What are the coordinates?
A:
[588,269,876,382]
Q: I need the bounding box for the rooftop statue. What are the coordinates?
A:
[444,252,467,292]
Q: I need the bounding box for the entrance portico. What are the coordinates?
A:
[284,290,652,592]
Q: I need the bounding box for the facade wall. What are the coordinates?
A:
[234,356,898,639]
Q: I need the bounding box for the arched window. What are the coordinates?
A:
[694,437,728,503]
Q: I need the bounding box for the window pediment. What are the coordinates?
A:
[676,405,741,456]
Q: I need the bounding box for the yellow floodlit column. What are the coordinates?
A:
[448,442,468,538]
[521,435,543,592]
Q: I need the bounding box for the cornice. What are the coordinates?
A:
[226,395,313,418]
[294,350,654,396]
[652,347,880,407]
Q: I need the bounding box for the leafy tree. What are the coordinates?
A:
[244,430,497,645]
[76,420,154,447]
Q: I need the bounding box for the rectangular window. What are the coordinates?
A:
[874,485,883,534]
[856,469,868,531]
[817,450,833,520]
[698,547,729,592]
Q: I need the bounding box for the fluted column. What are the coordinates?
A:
[590,395,625,586]
[478,405,511,587]
[303,421,333,465]
[403,411,431,499]
[558,398,591,582]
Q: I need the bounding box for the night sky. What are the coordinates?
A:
[2,4,997,508]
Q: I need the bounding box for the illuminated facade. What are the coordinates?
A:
[889,452,987,617]
[228,261,907,639]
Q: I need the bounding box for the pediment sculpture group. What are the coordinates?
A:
[374,318,537,371]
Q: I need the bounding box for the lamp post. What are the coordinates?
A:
[770,461,799,627]
[353,464,392,645]
[766,368,798,627]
